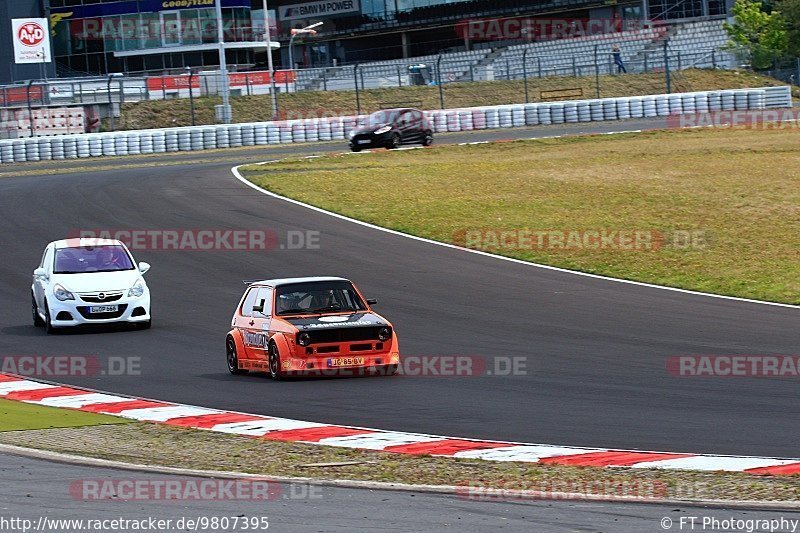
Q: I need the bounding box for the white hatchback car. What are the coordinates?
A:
[32,238,152,333]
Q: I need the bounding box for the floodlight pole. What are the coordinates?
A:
[262,0,279,120]
[215,0,231,123]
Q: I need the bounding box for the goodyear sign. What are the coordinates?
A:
[279,0,359,21]
[49,0,249,17]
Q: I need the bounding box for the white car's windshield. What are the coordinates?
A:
[275,281,367,316]
[53,245,135,274]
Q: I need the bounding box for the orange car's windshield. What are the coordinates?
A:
[275,281,367,316]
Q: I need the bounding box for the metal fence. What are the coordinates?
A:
[0,41,745,133]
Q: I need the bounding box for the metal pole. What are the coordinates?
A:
[664,40,671,94]
[289,34,296,72]
[537,57,541,78]
[397,65,402,87]
[215,0,231,123]
[354,64,361,115]
[522,48,529,103]
[262,0,279,120]
[107,75,115,131]
[437,54,444,109]
[322,68,327,91]
[188,70,196,126]
[594,45,600,98]
[797,58,800,87]
[27,81,35,137]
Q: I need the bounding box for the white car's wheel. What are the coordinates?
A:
[32,294,44,327]
[44,300,56,334]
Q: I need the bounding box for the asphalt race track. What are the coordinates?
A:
[6,452,791,533]
[3,452,793,533]
[0,119,797,457]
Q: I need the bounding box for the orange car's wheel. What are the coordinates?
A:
[226,336,247,375]
[268,342,286,381]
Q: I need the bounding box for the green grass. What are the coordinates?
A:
[0,398,129,431]
[241,127,800,304]
[117,69,795,130]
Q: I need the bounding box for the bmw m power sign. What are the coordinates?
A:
[12,19,52,64]
[279,0,360,21]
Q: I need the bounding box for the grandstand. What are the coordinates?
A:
[296,50,489,91]
[293,18,735,92]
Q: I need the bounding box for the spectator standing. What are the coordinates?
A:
[612,44,627,73]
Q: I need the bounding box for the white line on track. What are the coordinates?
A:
[230,135,798,310]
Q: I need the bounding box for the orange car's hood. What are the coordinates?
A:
[282,312,389,331]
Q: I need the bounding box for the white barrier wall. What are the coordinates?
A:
[0,86,791,164]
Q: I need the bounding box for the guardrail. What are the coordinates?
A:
[0,86,790,164]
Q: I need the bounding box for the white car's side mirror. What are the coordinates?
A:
[138,262,151,275]
[33,267,48,280]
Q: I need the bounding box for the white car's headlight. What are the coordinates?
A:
[128,279,146,298]
[53,284,74,301]
[374,125,391,134]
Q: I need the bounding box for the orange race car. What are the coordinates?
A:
[226,277,400,379]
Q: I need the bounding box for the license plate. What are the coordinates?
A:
[89,305,118,313]
[357,139,371,145]
[328,357,366,367]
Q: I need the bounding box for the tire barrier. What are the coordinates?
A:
[511,106,526,127]
[589,100,604,121]
[1,87,791,164]
[51,138,65,160]
[629,97,644,118]
[139,132,153,154]
[165,130,179,152]
[203,128,217,149]
[63,137,79,159]
[228,125,243,147]
[616,99,631,120]
[126,134,141,156]
[177,130,191,152]
[38,138,52,160]
[538,104,552,125]
[577,101,591,121]
[12,140,26,163]
[550,103,566,124]
[25,139,40,162]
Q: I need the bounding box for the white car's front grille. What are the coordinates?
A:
[78,291,124,303]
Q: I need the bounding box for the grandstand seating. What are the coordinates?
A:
[487,19,733,78]
[293,19,734,92]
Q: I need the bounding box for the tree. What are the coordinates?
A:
[724,0,789,68]
[776,0,800,55]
